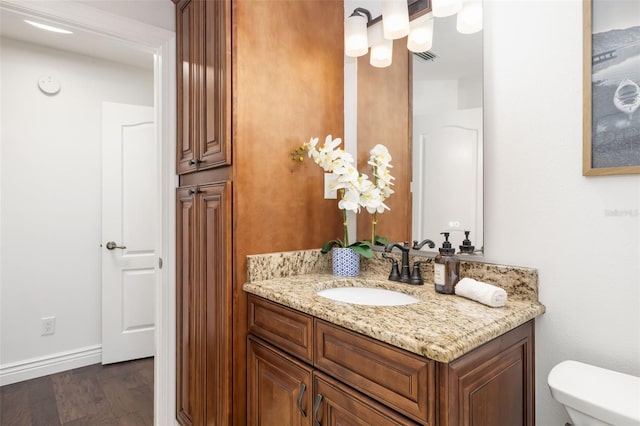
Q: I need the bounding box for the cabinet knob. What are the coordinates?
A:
[312,394,323,426]
[188,188,201,196]
[188,158,202,166]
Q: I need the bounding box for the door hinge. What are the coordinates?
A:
[158,257,163,269]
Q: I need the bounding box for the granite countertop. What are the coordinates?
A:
[243,266,546,363]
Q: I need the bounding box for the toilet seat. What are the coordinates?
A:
[548,360,640,426]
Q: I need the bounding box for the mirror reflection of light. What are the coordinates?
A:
[408,13,434,53]
[456,1,483,34]
[24,20,73,34]
[432,0,463,18]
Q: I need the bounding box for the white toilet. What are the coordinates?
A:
[548,360,640,426]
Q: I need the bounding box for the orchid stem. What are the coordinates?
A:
[340,189,349,246]
[372,213,377,246]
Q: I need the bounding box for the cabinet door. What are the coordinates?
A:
[200,182,233,425]
[176,182,232,426]
[201,0,231,169]
[176,0,200,174]
[176,186,202,426]
[248,337,313,426]
[176,0,231,175]
[312,373,418,426]
[439,321,535,426]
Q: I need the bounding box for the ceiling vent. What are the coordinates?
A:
[414,51,438,62]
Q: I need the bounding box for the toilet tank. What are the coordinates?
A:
[548,360,640,426]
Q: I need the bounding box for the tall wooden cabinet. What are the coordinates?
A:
[173,0,345,424]
[175,0,232,424]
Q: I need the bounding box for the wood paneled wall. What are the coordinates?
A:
[231,1,345,423]
[356,38,412,245]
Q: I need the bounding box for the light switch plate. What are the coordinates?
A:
[324,173,337,199]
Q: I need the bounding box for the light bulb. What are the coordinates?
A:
[382,0,409,40]
[457,1,483,34]
[432,0,462,18]
[370,39,393,68]
[407,13,434,53]
[345,14,369,57]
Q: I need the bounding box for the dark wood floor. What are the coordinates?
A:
[0,357,153,426]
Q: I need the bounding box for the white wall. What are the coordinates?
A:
[0,38,153,373]
[76,0,175,31]
[482,1,640,424]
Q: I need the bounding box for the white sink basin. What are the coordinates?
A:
[316,287,420,306]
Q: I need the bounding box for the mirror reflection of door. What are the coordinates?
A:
[412,112,483,251]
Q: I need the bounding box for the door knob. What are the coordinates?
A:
[106,241,126,250]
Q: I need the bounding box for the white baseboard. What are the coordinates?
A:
[0,344,102,386]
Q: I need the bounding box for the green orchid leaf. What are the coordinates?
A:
[348,243,374,259]
[374,235,389,246]
[320,240,344,254]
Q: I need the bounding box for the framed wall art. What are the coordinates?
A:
[583,0,640,176]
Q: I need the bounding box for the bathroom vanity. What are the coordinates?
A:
[243,251,545,426]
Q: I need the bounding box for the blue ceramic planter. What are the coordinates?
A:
[331,247,360,276]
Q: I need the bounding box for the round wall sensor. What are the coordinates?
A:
[38,76,61,95]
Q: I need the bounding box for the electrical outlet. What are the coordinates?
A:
[324,173,337,199]
[41,317,56,336]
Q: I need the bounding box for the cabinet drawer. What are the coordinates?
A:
[314,320,435,425]
[248,295,314,363]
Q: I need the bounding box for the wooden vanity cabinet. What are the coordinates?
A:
[176,182,232,426]
[175,0,231,175]
[438,319,535,426]
[247,295,535,426]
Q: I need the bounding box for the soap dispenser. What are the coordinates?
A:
[433,232,460,294]
[458,231,475,255]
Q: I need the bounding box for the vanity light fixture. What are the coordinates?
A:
[345,8,372,57]
[346,0,480,68]
[370,38,394,68]
[24,19,73,34]
[382,0,410,40]
[367,19,393,68]
[407,12,434,53]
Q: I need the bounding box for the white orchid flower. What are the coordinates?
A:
[358,179,389,214]
[338,187,360,213]
[296,135,395,252]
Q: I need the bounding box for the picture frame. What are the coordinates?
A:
[583,0,640,176]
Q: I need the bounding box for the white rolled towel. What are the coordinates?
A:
[455,277,508,308]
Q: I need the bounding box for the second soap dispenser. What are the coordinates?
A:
[433,232,460,294]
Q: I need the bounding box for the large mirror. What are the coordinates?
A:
[352,1,483,255]
[411,11,483,254]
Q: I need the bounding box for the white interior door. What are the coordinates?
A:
[101,102,156,365]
